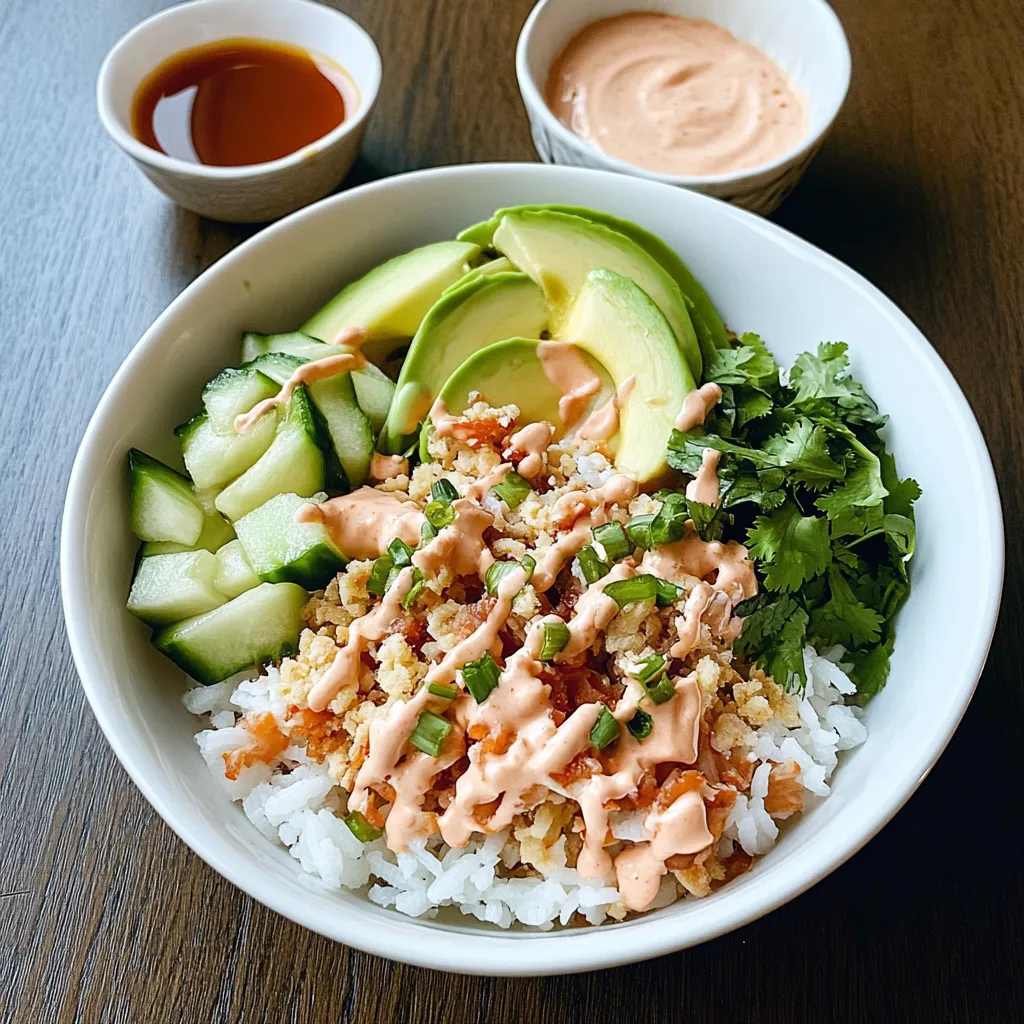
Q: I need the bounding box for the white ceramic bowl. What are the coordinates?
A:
[62,164,1001,975]
[97,0,381,223]
[516,0,851,214]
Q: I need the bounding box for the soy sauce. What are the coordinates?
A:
[131,38,352,167]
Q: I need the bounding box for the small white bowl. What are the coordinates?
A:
[62,164,1002,975]
[97,0,381,223]
[516,0,851,214]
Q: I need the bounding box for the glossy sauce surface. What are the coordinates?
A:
[131,38,353,166]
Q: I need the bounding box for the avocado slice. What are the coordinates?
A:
[440,256,515,296]
[560,269,696,483]
[302,240,481,366]
[380,272,549,453]
[460,205,726,364]
[434,337,612,441]
[491,210,702,381]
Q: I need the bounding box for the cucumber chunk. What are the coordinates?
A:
[241,331,396,435]
[152,582,308,685]
[177,410,279,490]
[202,366,280,433]
[214,539,261,598]
[128,449,204,546]
[307,374,374,488]
[141,510,235,556]
[235,492,346,588]
[127,550,227,626]
[215,387,325,521]
[244,352,304,386]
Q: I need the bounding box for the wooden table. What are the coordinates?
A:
[2,0,1021,1019]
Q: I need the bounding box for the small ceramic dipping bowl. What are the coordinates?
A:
[97,0,381,223]
[516,0,851,214]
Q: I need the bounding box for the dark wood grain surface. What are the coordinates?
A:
[1,0,1022,1020]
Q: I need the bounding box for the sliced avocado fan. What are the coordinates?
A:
[379,271,549,453]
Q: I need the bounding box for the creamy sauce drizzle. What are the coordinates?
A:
[546,13,807,177]
[674,382,722,433]
[537,341,603,425]
[506,422,554,478]
[576,375,635,443]
[296,488,424,561]
[413,498,494,580]
[235,325,367,432]
[685,447,721,506]
[370,453,409,481]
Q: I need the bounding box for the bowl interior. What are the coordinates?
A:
[62,164,1000,975]
[100,0,379,145]
[521,0,850,156]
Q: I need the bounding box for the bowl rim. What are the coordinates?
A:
[95,0,382,180]
[515,0,852,187]
[61,163,1003,975]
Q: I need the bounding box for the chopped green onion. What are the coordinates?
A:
[627,709,653,741]
[409,710,452,756]
[462,652,500,703]
[420,519,439,544]
[653,577,684,607]
[631,653,667,686]
[592,522,631,561]
[427,682,459,700]
[485,557,531,595]
[650,495,689,546]
[491,470,532,510]
[343,810,383,843]
[387,537,414,567]
[402,568,426,609]
[521,553,536,582]
[589,706,620,751]
[577,545,610,585]
[646,676,676,705]
[603,574,659,607]
[626,514,655,550]
[431,478,459,504]
[366,554,395,597]
[385,564,402,592]
[539,621,570,660]
[424,499,456,529]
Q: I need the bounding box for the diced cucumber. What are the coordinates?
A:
[215,387,325,521]
[202,366,280,433]
[141,510,235,556]
[214,539,261,598]
[307,374,374,488]
[244,352,304,386]
[127,550,227,626]
[351,362,395,434]
[128,449,204,546]
[235,492,346,588]
[241,331,395,434]
[177,410,279,490]
[152,582,308,685]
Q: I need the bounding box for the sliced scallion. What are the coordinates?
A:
[387,536,414,567]
[491,470,532,510]
[625,514,656,550]
[431,478,460,504]
[646,675,676,705]
[409,710,452,756]
[631,653,667,686]
[592,522,631,562]
[589,706,620,751]
[343,810,383,843]
[366,554,395,597]
[627,709,653,741]
[427,681,459,700]
[538,621,570,660]
[420,519,439,544]
[402,568,426,609]
[577,545,609,585]
[603,574,658,607]
[485,557,532,595]
[462,652,500,703]
[653,577,684,607]
[424,499,456,530]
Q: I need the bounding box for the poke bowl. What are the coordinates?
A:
[61,163,1002,975]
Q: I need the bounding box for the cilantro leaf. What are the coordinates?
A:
[847,639,894,701]
[746,502,832,592]
[788,342,887,428]
[735,388,774,427]
[763,417,846,490]
[685,498,729,541]
[703,333,779,390]
[809,566,884,647]
[815,429,887,520]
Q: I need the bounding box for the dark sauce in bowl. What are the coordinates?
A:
[131,38,353,167]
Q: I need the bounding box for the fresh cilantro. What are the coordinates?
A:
[703,333,779,390]
[762,418,845,490]
[685,498,728,542]
[809,566,884,647]
[747,502,832,592]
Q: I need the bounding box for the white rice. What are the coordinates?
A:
[186,645,866,928]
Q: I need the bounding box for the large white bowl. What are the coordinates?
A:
[61,163,1002,976]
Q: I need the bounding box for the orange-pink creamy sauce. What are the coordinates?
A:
[546,13,807,177]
